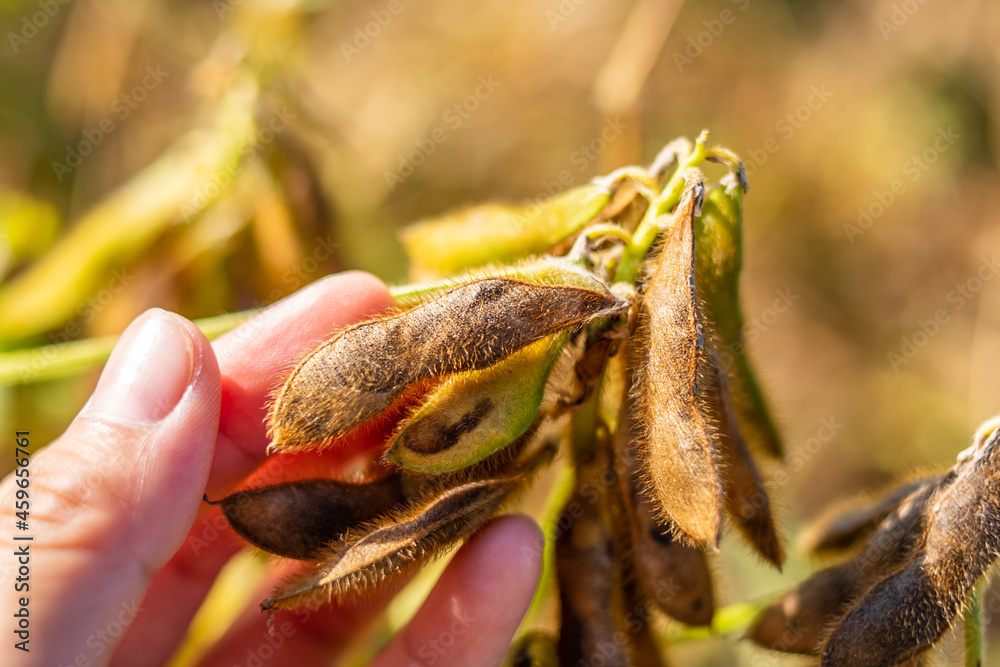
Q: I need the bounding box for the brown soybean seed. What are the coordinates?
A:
[822,429,1000,666]
[207,476,404,560]
[634,176,724,545]
[799,474,943,556]
[268,270,621,451]
[750,476,939,655]
[703,348,784,568]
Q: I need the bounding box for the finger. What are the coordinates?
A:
[113,272,392,666]
[194,516,543,667]
[371,515,544,667]
[192,563,408,667]
[208,271,393,499]
[0,309,222,667]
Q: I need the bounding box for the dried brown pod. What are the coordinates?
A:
[268,261,626,451]
[614,396,715,627]
[207,476,404,560]
[633,175,724,545]
[702,347,784,568]
[821,428,1000,666]
[261,475,525,611]
[260,428,551,611]
[798,473,943,557]
[749,471,940,654]
[556,435,633,667]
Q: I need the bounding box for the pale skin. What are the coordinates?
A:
[0,271,543,667]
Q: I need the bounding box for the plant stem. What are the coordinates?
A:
[614,130,708,285]
[965,579,985,667]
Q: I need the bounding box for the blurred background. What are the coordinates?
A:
[1,0,998,664]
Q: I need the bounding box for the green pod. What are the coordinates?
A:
[695,179,784,459]
[386,332,570,473]
[401,183,611,276]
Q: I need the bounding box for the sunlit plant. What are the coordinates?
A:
[204,131,998,666]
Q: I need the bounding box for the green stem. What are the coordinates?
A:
[965,579,985,667]
[615,130,709,285]
[0,281,466,386]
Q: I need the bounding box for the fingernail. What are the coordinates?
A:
[89,310,194,423]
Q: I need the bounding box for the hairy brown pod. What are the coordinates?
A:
[822,429,1000,666]
[798,474,942,556]
[633,175,724,545]
[208,476,404,560]
[702,348,783,567]
[750,473,939,654]
[268,266,624,451]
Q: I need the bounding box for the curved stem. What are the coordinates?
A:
[965,579,985,667]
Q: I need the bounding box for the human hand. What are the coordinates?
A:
[1,271,544,667]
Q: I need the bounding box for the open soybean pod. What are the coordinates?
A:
[386,332,570,473]
[401,182,613,277]
[208,476,404,560]
[822,427,1000,667]
[267,256,628,451]
[750,476,940,655]
[634,175,725,546]
[695,175,783,460]
[702,349,784,568]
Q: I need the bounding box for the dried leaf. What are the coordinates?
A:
[401,183,612,276]
[634,175,724,545]
[386,333,569,473]
[703,348,784,567]
[208,476,404,560]
[822,428,1000,666]
[269,259,626,450]
[695,178,783,459]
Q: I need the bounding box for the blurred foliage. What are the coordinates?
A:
[1,0,999,664]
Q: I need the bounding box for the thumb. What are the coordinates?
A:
[0,309,221,666]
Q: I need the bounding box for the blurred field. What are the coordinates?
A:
[2,0,999,664]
